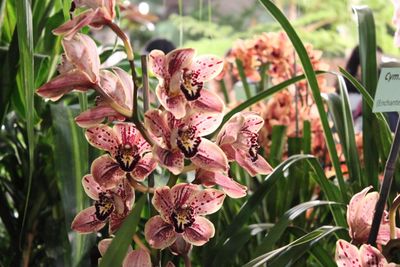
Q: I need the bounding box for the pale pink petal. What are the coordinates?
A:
[359,244,388,266]
[62,33,100,83]
[190,89,225,114]
[71,206,106,233]
[242,112,265,133]
[149,50,167,79]
[112,67,133,109]
[169,235,192,255]
[153,146,184,175]
[36,70,93,101]
[235,150,273,176]
[352,191,379,241]
[188,188,225,216]
[183,216,215,246]
[152,186,174,223]
[196,169,247,199]
[82,174,103,200]
[145,215,177,249]
[98,238,113,256]
[190,55,224,82]
[191,139,228,172]
[376,222,394,245]
[144,109,171,147]
[156,85,187,119]
[91,155,125,190]
[75,105,125,128]
[335,239,361,267]
[53,10,97,39]
[123,249,152,267]
[166,48,195,77]
[113,178,135,210]
[184,112,223,136]
[347,186,373,233]
[170,183,198,207]
[85,124,119,155]
[131,153,157,181]
[219,143,236,161]
[216,115,244,146]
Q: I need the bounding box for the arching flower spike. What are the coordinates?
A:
[149,48,224,119]
[86,123,157,189]
[145,109,228,175]
[72,174,133,234]
[145,183,225,249]
[217,112,273,176]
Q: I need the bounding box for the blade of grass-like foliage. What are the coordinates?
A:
[51,103,93,267]
[353,6,379,188]
[100,194,146,267]
[244,226,344,267]
[235,58,252,99]
[253,200,339,257]
[268,125,286,167]
[15,0,35,251]
[258,0,348,203]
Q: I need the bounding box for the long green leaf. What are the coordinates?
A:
[100,194,146,267]
[258,0,348,203]
[15,0,35,249]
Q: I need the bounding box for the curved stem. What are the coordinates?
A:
[183,254,192,267]
[127,173,154,193]
[107,22,134,61]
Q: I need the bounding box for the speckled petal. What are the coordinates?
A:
[183,216,215,246]
[85,124,119,156]
[188,188,225,216]
[191,139,228,172]
[71,206,106,233]
[144,215,177,249]
[91,155,125,190]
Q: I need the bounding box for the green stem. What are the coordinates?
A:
[167,173,179,188]
[219,79,230,104]
[259,63,268,92]
[235,58,251,99]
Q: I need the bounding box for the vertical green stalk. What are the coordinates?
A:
[235,59,251,99]
[199,0,203,20]
[178,0,183,47]
[15,0,35,250]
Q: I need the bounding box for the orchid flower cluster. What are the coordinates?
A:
[35,0,273,265]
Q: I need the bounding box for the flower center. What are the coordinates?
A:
[115,143,141,172]
[180,68,203,101]
[94,193,114,221]
[176,126,201,158]
[248,133,260,162]
[170,205,195,233]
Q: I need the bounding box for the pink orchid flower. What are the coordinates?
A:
[335,239,397,267]
[37,33,100,101]
[216,112,273,176]
[98,238,151,267]
[53,0,115,39]
[195,168,247,199]
[144,109,228,175]
[144,183,225,249]
[347,186,400,245]
[86,123,157,189]
[72,174,133,234]
[149,48,224,119]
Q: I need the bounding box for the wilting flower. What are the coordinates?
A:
[217,112,273,176]
[149,48,224,119]
[145,183,225,249]
[86,122,157,189]
[72,174,133,233]
[347,186,400,245]
[335,239,397,267]
[144,109,228,175]
[194,168,247,199]
[53,0,116,39]
[98,238,151,267]
[37,33,100,101]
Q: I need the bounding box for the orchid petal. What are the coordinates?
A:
[335,239,361,267]
[353,191,379,234]
[190,89,225,114]
[144,109,170,147]
[235,150,273,176]
[113,122,138,146]
[183,216,215,246]
[131,153,157,181]
[112,67,133,109]
[190,55,224,82]
[71,206,106,233]
[188,188,225,216]
[184,112,223,136]
[149,50,167,79]
[36,70,93,101]
[241,112,265,132]
[219,143,237,161]
[153,146,184,175]
[75,105,125,128]
[152,186,174,223]
[171,183,198,208]
[216,114,244,146]
[347,186,372,232]
[82,174,103,200]
[156,85,187,119]
[109,211,129,234]
[53,10,97,40]
[191,139,228,172]
[359,244,389,266]
[91,155,125,190]
[123,249,152,267]
[98,238,113,256]
[85,124,119,155]
[144,215,177,249]
[166,48,195,77]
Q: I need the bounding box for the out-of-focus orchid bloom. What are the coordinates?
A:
[149,48,224,119]
[335,239,397,267]
[217,112,273,176]
[86,123,157,189]
[194,168,247,199]
[98,238,152,267]
[347,186,400,245]
[144,109,228,175]
[37,33,100,101]
[53,0,116,39]
[144,183,225,249]
[72,174,133,234]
